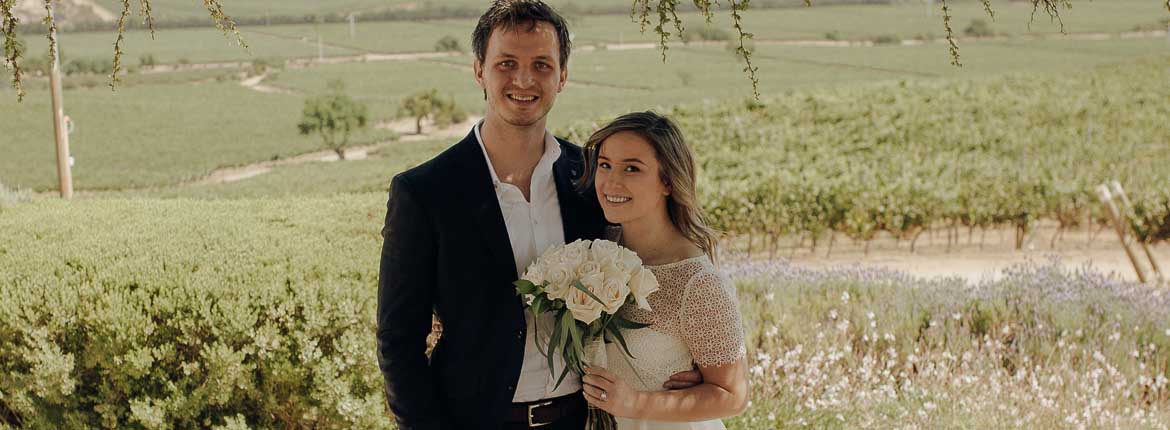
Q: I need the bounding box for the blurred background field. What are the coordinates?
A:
[2,0,1170,428]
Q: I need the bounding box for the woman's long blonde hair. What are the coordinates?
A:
[577,111,720,262]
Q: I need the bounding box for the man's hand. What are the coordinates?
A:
[662,366,704,390]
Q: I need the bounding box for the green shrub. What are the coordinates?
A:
[250,57,281,76]
[873,34,902,45]
[63,58,114,76]
[139,54,157,67]
[965,19,995,37]
[0,196,394,430]
[683,22,732,43]
[433,35,462,53]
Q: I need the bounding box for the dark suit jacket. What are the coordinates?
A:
[377,130,605,430]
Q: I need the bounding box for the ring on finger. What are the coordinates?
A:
[600,391,608,401]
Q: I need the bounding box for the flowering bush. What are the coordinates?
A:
[725,256,1170,429]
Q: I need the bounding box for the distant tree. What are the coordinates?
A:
[398,89,466,134]
[965,19,995,37]
[250,57,281,76]
[138,53,157,67]
[297,80,368,160]
[434,35,462,53]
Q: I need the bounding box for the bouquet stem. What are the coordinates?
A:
[583,337,616,430]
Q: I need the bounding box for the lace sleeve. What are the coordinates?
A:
[679,265,746,368]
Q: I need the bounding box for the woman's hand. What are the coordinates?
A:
[582,366,642,419]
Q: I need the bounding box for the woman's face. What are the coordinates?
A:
[594,131,671,225]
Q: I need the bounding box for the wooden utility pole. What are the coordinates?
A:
[47,2,73,199]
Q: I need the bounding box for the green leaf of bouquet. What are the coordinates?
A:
[567,318,585,360]
[546,311,565,378]
[514,280,540,295]
[572,281,605,305]
[553,359,573,391]
[606,325,638,359]
[611,314,652,330]
[531,295,547,315]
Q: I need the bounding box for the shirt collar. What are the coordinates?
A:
[473,119,562,187]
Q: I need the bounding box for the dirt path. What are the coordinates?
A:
[190,115,481,186]
[239,73,294,94]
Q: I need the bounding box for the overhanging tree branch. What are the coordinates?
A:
[3,0,1168,102]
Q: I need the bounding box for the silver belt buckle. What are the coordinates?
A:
[527,400,554,427]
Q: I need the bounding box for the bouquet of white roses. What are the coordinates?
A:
[514,239,660,429]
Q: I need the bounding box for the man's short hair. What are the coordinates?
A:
[472,0,572,68]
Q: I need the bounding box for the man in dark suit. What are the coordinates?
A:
[377,2,701,429]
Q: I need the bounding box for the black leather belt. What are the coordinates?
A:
[504,391,584,428]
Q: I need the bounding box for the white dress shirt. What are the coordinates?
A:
[474,121,581,402]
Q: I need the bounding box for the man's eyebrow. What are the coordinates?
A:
[495,52,555,62]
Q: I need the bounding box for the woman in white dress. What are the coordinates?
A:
[576,111,749,429]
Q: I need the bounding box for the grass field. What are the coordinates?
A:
[86,0,671,22]
[272,37,1170,123]
[4,35,1167,192]
[20,26,359,66]
[0,80,396,190]
[219,0,1170,56]
[118,139,450,200]
[21,0,1166,68]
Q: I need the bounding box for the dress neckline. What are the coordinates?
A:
[644,254,708,269]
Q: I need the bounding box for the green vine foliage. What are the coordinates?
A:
[1,0,22,101]
[559,58,1170,247]
[2,0,245,100]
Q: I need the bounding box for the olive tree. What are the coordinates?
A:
[297,80,368,160]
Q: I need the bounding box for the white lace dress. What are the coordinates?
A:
[604,255,746,430]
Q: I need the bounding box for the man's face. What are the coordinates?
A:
[474,21,567,129]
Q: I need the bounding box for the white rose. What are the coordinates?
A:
[617,248,644,275]
[567,239,591,253]
[521,261,546,286]
[576,260,602,278]
[597,277,631,314]
[590,240,622,264]
[560,239,589,263]
[628,268,660,311]
[566,272,605,324]
[600,260,631,285]
[544,265,575,301]
[542,243,565,258]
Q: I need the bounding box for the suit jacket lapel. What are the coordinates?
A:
[453,132,519,285]
[553,144,591,243]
